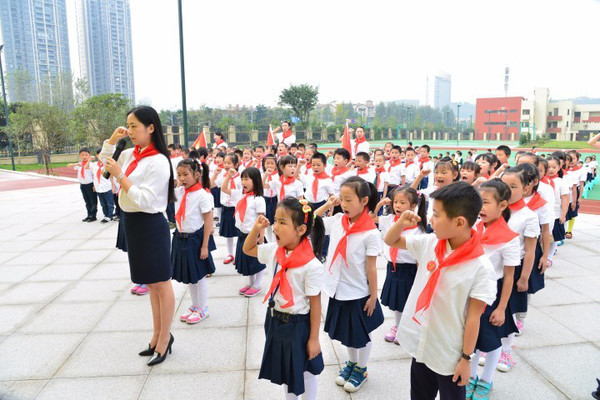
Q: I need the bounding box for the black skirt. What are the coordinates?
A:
[259,310,324,396]
[115,210,127,252]
[476,278,519,353]
[509,259,528,314]
[324,295,384,348]
[264,196,278,224]
[566,187,581,220]
[219,206,238,238]
[171,227,217,284]
[235,231,266,276]
[552,218,565,241]
[380,261,417,312]
[123,212,171,284]
[528,240,545,294]
[211,187,221,208]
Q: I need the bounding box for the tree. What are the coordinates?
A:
[6,69,36,103]
[70,93,131,146]
[73,77,90,106]
[278,84,319,127]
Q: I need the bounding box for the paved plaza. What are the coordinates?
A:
[0,170,599,400]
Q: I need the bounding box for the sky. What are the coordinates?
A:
[65,0,600,110]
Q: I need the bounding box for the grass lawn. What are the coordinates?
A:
[0,162,71,172]
[529,141,595,150]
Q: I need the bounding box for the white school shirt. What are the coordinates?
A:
[477,222,521,280]
[379,216,423,264]
[257,242,324,315]
[354,166,376,185]
[212,141,228,149]
[419,159,435,187]
[90,162,112,193]
[374,169,389,192]
[590,160,598,173]
[322,213,382,300]
[238,159,255,172]
[299,163,312,176]
[170,156,183,179]
[536,182,555,227]
[270,178,305,199]
[216,171,242,207]
[548,177,569,218]
[230,189,266,234]
[401,162,419,185]
[300,173,334,204]
[419,185,439,220]
[174,186,214,233]
[507,206,540,259]
[100,141,171,214]
[385,162,403,186]
[327,167,354,196]
[351,139,370,159]
[398,234,496,376]
[276,132,296,146]
[524,192,553,226]
[74,163,93,184]
[262,171,279,198]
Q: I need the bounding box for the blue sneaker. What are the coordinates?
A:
[335,361,356,386]
[466,376,478,399]
[557,240,564,246]
[473,379,493,400]
[343,365,368,393]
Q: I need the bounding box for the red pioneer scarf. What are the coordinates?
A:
[279,175,295,199]
[95,161,103,182]
[124,144,160,177]
[389,215,418,271]
[282,129,293,140]
[541,175,557,190]
[175,183,205,230]
[215,138,225,147]
[375,167,386,189]
[354,136,366,155]
[228,172,240,190]
[509,199,526,212]
[330,209,377,271]
[330,166,349,182]
[235,191,254,222]
[80,161,88,178]
[476,218,518,246]
[388,158,401,172]
[312,171,330,200]
[526,191,547,211]
[304,163,312,175]
[356,167,370,176]
[405,160,414,168]
[418,156,431,169]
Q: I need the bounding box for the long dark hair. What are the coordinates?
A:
[277,197,325,261]
[127,106,175,203]
[177,158,210,191]
[241,167,264,197]
[390,186,427,231]
[480,178,512,222]
[341,176,379,212]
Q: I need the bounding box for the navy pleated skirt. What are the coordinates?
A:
[552,218,565,241]
[380,261,417,312]
[211,187,221,208]
[324,295,384,348]
[235,231,266,276]
[122,212,171,284]
[219,206,238,238]
[171,227,217,284]
[309,200,329,259]
[115,210,127,252]
[264,196,278,224]
[529,241,545,294]
[259,310,324,396]
[509,259,528,314]
[476,278,519,353]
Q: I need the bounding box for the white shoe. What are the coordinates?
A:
[180,306,196,322]
[100,217,110,223]
[186,307,209,324]
[478,352,486,366]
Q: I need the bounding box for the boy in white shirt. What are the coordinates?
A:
[401,147,419,187]
[68,148,98,222]
[91,149,115,223]
[384,181,496,400]
[300,152,333,208]
[353,152,375,183]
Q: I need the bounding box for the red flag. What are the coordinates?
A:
[266,125,275,146]
[193,127,207,149]
[341,120,351,153]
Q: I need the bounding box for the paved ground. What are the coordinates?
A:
[0,170,599,400]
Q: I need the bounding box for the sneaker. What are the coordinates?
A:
[131,284,141,294]
[187,307,209,324]
[335,361,357,386]
[180,306,197,322]
[82,217,91,222]
[136,284,149,295]
[478,352,486,366]
[473,379,493,400]
[565,232,573,239]
[101,217,110,223]
[344,365,368,393]
[244,287,261,297]
[466,376,478,399]
[239,285,251,295]
[496,351,515,372]
[223,255,234,265]
[515,320,524,336]
[393,337,400,345]
[86,217,97,222]
[557,240,564,246]
[111,215,119,221]
[384,325,397,342]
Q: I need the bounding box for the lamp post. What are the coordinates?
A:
[0,45,15,171]
[177,0,188,146]
[456,104,461,146]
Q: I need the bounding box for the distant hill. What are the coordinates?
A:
[555,97,600,104]
[451,102,476,120]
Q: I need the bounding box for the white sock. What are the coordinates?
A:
[303,372,318,400]
[227,238,235,256]
[189,278,208,309]
[357,338,372,368]
[214,207,221,219]
[548,241,558,261]
[502,333,515,353]
[252,269,265,288]
[471,349,481,378]
[481,347,502,383]
[282,385,298,400]
[394,311,402,327]
[248,275,255,286]
[347,347,358,363]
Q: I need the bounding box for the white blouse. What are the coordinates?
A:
[74,164,93,184]
[230,189,266,234]
[508,207,540,259]
[276,132,296,146]
[216,170,242,207]
[174,186,214,233]
[269,178,304,200]
[354,167,376,185]
[90,162,112,193]
[100,140,171,214]
[300,174,334,204]
[326,167,354,196]
[401,162,420,184]
[379,216,423,264]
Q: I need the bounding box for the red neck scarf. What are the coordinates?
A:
[330,209,377,270]
[354,136,366,154]
[541,175,556,189]
[266,170,279,183]
[356,167,370,176]
[509,198,526,211]
[389,215,418,271]
[175,183,204,230]
[170,154,179,159]
[526,191,547,211]
[388,158,401,172]
[304,164,312,175]
[96,161,103,182]
[263,238,315,308]
[331,166,349,181]
[476,218,518,246]
[228,172,240,189]
[405,160,414,168]
[80,161,87,178]
[570,165,582,172]
[312,171,329,200]
[279,175,295,199]
[282,129,293,140]
[215,138,224,147]
[413,230,484,324]
[375,167,385,189]
[418,156,431,169]
[235,191,254,222]
[125,144,160,176]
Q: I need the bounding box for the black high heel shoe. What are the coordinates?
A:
[138,344,156,357]
[147,333,174,366]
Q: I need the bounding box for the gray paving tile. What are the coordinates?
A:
[141,371,243,400]
[173,296,248,329]
[53,250,113,265]
[0,265,44,283]
[37,375,147,400]
[0,281,69,305]
[0,333,84,380]
[556,275,600,301]
[0,379,48,400]
[94,300,156,333]
[57,279,130,303]
[19,302,112,334]
[540,303,600,342]
[515,307,587,348]
[0,304,38,334]
[33,240,86,252]
[544,262,597,278]
[28,263,96,282]
[82,262,131,280]
[76,238,123,250]
[528,279,591,307]
[205,275,254,298]
[2,250,65,266]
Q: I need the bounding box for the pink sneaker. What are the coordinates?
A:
[496,351,515,372]
[180,306,197,322]
[131,284,140,294]
[244,287,262,297]
[384,325,397,342]
[239,285,251,295]
[187,307,209,324]
[136,285,149,295]
[516,320,524,336]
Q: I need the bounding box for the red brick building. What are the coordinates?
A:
[475,97,523,141]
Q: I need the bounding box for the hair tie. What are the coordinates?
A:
[298,199,312,223]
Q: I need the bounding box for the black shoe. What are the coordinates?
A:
[138,344,156,356]
[82,217,91,222]
[147,333,174,366]
[87,217,97,222]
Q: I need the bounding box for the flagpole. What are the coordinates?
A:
[177,0,188,147]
